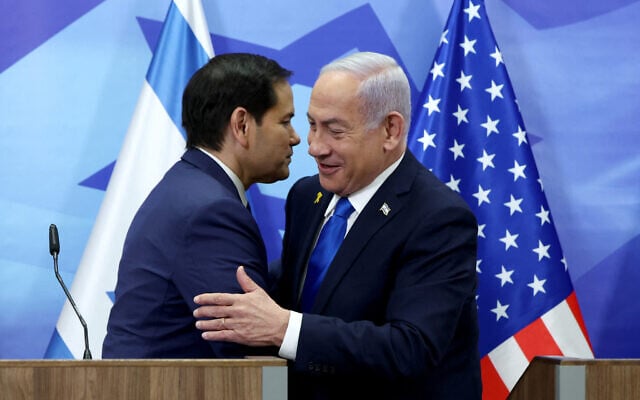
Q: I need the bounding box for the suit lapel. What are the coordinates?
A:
[311,153,420,312]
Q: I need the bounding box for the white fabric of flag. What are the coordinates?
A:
[407,0,593,398]
[45,0,214,359]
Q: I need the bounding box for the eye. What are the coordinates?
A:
[327,125,346,136]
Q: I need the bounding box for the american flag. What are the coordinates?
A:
[407,0,593,398]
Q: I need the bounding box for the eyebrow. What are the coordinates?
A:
[306,113,347,127]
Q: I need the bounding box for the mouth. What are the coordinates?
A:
[316,161,340,175]
[282,153,293,165]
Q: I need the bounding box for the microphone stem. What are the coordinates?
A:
[53,254,92,359]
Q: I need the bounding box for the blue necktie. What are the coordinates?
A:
[301,197,354,312]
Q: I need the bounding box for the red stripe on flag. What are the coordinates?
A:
[514,318,562,361]
[481,355,509,400]
[566,292,593,352]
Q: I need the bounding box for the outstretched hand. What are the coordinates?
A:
[193,265,289,347]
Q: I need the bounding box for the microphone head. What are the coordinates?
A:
[49,224,60,256]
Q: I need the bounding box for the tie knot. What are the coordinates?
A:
[333,197,354,219]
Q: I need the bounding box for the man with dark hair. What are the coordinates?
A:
[102,53,300,358]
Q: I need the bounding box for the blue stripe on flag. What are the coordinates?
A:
[146,1,211,139]
[43,329,74,359]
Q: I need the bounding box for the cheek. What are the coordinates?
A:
[264,128,285,148]
[346,147,377,183]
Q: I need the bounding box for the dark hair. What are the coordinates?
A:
[181,53,292,150]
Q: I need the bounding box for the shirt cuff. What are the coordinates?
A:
[278,311,302,360]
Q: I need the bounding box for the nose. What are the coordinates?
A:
[290,129,301,146]
[307,129,329,158]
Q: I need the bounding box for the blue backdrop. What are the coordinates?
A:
[0,0,638,359]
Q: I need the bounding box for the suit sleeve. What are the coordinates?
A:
[174,197,272,356]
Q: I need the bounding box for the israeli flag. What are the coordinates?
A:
[45,0,214,359]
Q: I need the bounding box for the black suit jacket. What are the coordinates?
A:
[275,152,482,399]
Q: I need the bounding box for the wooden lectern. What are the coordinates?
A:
[0,358,287,400]
[508,356,640,400]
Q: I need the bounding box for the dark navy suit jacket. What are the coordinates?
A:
[275,152,482,399]
[103,148,271,358]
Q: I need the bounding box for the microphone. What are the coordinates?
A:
[49,224,92,360]
[49,224,60,256]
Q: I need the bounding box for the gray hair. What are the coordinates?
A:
[320,52,412,135]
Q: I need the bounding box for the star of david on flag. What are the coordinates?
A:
[407,0,593,398]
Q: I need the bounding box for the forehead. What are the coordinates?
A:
[308,71,362,120]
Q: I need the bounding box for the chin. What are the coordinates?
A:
[279,168,291,180]
[318,176,341,195]
[261,171,289,184]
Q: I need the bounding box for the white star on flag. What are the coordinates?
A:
[536,205,551,226]
[477,149,496,170]
[504,195,523,216]
[440,29,450,45]
[417,129,437,150]
[485,80,504,101]
[464,1,481,22]
[453,105,470,125]
[423,95,441,115]
[495,265,515,287]
[472,184,491,206]
[446,175,462,192]
[490,46,504,66]
[533,240,551,261]
[508,160,527,181]
[430,61,446,80]
[480,115,500,136]
[491,300,509,321]
[528,275,547,295]
[460,35,477,56]
[449,139,466,159]
[513,126,527,145]
[457,70,473,91]
[499,230,519,250]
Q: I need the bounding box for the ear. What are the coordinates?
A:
[382,111,405,151]
[230,107,251,147]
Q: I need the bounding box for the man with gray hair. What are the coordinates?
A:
[194,51,482,399]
